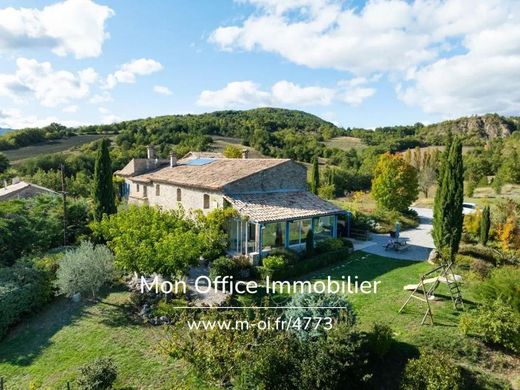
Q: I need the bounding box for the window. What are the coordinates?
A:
[136,184,140,192]
[177,188,182,201]
[203,194,210,209]
[143,185,147,197]
[155,184,160,196]
[262,222,285,251]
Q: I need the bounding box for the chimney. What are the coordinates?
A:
[241,149,249,159]
[147,145,156,160]
[169,153,177,167]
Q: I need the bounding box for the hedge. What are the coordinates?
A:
[0,264,53,339]
[257,247,351,280]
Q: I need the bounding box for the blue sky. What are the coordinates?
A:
[0,0,519,129]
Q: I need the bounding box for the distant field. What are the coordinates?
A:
[323,136,365,150]
[1,135,106,163]
[210,135,264,158]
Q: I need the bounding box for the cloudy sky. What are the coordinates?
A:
[0,0,519,129]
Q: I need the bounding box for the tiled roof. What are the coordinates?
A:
[114,158,169,177]
[224,191,344,223]
[0,181,57,199]
[130,158,290,190]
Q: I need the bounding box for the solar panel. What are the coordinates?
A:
[184,158,215,166]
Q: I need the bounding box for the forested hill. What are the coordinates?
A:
[418,114,520,144]
[0,108,342,161]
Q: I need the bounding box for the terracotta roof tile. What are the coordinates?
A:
[224,191,343,223]
[131,158,290,190]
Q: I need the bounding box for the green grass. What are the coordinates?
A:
[323,136,366,150]
[1,135,106,163]
[302,251,517,387]
[209,135,264,158]
[0,253,516,388]
[0,288,196,389]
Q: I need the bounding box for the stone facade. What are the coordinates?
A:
[223,160,307,194]
[127,178,224,214]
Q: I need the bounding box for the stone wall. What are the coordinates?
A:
[223,160,307,194]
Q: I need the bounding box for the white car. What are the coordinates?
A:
[462,202,477,215]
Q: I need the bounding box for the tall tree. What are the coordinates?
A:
[0,153,9,173]
[93,138,116,221]
[480,206,491,246]
[372,153,418,211]
[433,136,464,261]
[310,156,320,194]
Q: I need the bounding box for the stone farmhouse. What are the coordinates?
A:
[116,146,347,260]
[0,179,57,201]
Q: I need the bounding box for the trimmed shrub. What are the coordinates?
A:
[268,248,301,265]
[315,238,345,254]
[459,300,520,353]
[76,357,118,390]
[257,248,350,280]
[262,255,286,270]
[210,256,252,280]
[0,264,53,339]
[401,350,462,390]
[305,229,314,255]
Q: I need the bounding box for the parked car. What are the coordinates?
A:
[462,202,477,215]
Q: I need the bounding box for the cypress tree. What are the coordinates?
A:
[311,156,320,194]
[93,138,116,221]
[432,135,464,261]
[305,229,314,255]
[480,206,491,246]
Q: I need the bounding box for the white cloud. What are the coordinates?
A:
[210,0,520,117]
[153,85,173,96]
[271,81,334,106]
[89,91,112,104]
[103,58,163,89]
[0,107,83,129]
[101,114,121,124]
[63,105,78,113]
[197,79,375,109]
[0,57,97,107]
[197,81,271,108]
[0,0,114,58]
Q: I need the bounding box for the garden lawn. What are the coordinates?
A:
[0,288,204,389]
[302,251,517,388]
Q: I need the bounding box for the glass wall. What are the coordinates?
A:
[262,222,285,251]
[288,219,312,246]
[314,216,334,241]
[227,219,256,254]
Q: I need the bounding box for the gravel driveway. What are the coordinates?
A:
[354,207,434,261]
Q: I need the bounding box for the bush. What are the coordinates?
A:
[300,323,372,389]
[475,266,520,312]
[315,238,345,254]
[469,258,493,279]
[55,241,115,299]
[257,248,350,280]
[209,256,252,280]
[268,248,301,265]
[284,293,355,341]
[459,300,520,353]
[339,237,354,248]
[458,244,497,265]
[0,264,53,339]
[262,255,286,270]
[76,357,118,390]
[367,322,394,360]
[401,350,462,390]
